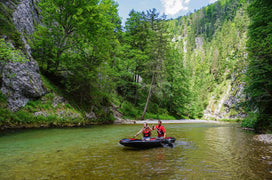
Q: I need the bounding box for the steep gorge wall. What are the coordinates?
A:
[0,0,46,111]
[203,73,246,120]
[168,1,249,120]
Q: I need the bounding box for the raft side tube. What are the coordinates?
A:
[119,137,176,148]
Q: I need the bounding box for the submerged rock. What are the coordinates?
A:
[254,134,272,144]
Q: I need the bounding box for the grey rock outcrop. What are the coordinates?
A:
[0,0,46,111]
[12,0,40,58]
[195,37,204,50]
[254,134,272,144]
[12,0,39,35]
[85,112,97,120]
[223,82,246,118]
[1,61,46,111]
[203,71,246,120]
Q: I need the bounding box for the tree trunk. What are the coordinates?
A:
[141,71,155,120]
[47,59,54,72]
[134,74,139,105]
[112,53,116,68]
[55,51,62,71]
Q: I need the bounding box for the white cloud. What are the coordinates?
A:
[161,0,191,15]
[209,0,218,3]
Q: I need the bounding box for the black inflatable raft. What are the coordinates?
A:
[119,137,176,148]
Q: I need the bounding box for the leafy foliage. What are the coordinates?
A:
[244,0,272,131]
[241,112,258,128]
[113,8,191,120]
[1,0,258,126]
[0,1,23,48]
[30,0,249,121]
[167,0,249,119]
[31,0,121,115]
[0,38,27,63]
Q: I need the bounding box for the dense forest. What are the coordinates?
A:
[244,0,272,131]
[0,0,272,132]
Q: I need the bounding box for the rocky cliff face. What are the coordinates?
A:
[12,0,39,58]
[12,0,39,34]
[1,61,46,111]
[203,72,246,120]
[1,0,46,111]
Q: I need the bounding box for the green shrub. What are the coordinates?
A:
[35,115,47,122]
[0,116,4,123]
[10,114,22,123]
[47,114,57,123]
[241,112,258,128]
[145,112,176,120]
[26,100,40,107]
[120,101,138,118]
[157,108,169,116]
[159,114,176,120]
[0,38,27,63]
[145,113,158,120]
[45,93,54,100]
[65,103,72,108]
[0,92,7,103]
[219,118,242,122]
[180,115,189,119]
[147,103,159,114]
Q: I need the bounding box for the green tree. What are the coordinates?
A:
[123,10,148,105]
[245,0,272,131]
[141,9,169,120]
[163,46,190,118]
[31,0,121,112]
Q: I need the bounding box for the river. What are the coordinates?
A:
[0,123,272,179]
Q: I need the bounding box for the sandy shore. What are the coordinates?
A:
[135,119,220,124]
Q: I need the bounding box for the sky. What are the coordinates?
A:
[114,0,218,26]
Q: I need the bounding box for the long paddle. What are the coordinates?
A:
[152,124,162,135]
[152,125,174,147]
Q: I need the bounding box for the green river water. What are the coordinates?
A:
[1,123,272,179]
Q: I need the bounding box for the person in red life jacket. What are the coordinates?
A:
[134,122,152,141]
[152,120,166,139]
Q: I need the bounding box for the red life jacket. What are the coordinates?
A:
[156,125,165,137]
[143,128,151,137]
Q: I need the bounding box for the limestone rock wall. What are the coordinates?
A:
[1,0,46,111]
[1,61,46,111]
[203,72,246,120]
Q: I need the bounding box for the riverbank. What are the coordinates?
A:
[0,120,115,131]
[137,119,222,124]
[114,119,222,124]
[0,119,223,130]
